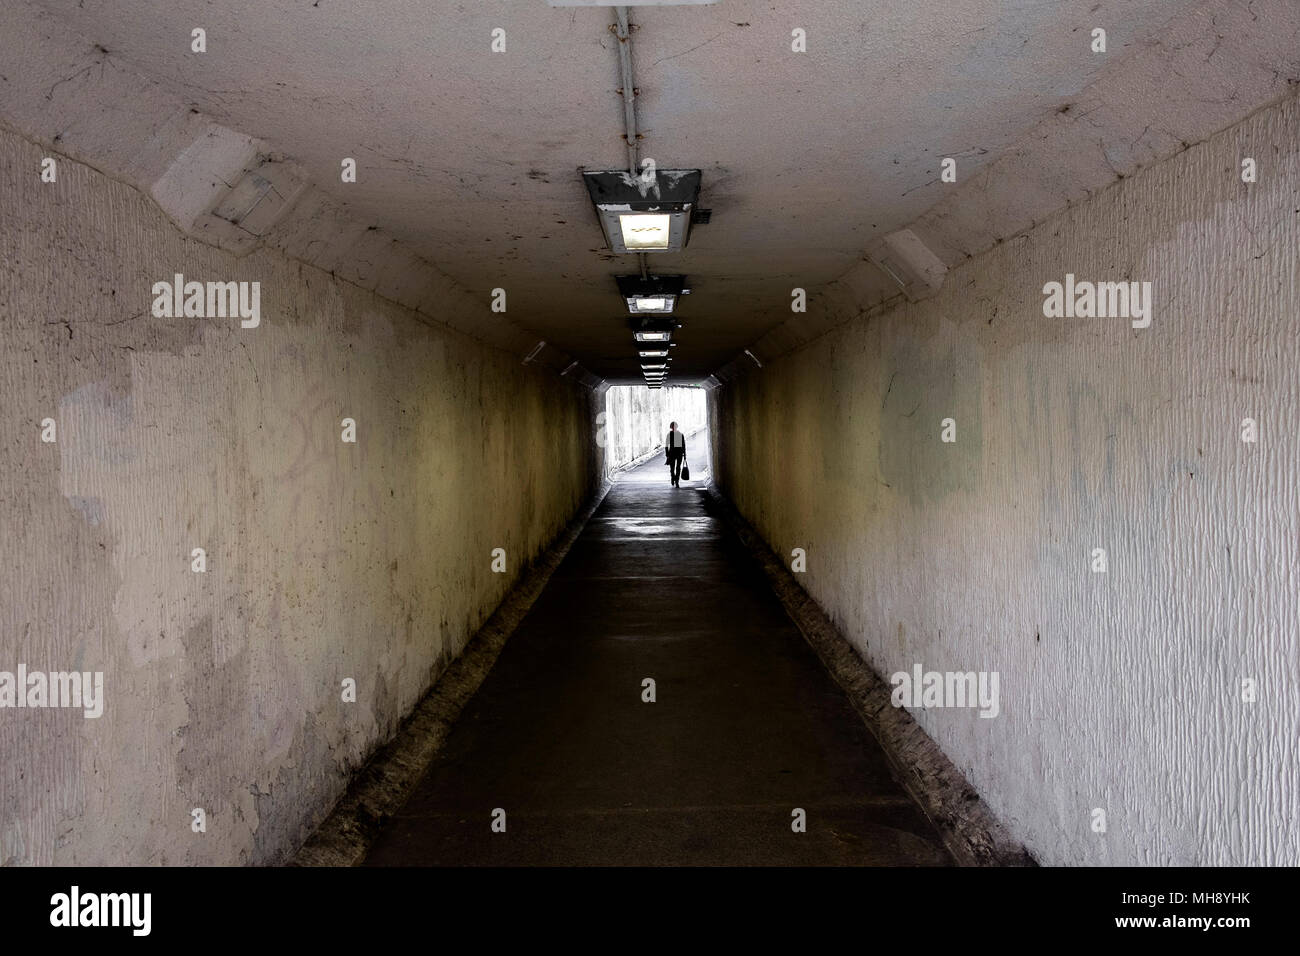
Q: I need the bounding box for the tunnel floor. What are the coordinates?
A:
[362,451,953,866]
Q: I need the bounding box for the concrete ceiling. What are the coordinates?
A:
[7,0,1300,383]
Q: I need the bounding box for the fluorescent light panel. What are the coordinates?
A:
[594,208,688,254]
[629,295,675,313]
[620,214,671,251]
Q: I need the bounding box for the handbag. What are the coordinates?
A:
[680,457,690,481]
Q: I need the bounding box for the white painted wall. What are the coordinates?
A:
[712,92,1300,865]
[0,127,601,864]
[603,386,707,473]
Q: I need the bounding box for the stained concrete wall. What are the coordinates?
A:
[711,92,1300,866]
[603,385,707,473]
[0,126,601,865]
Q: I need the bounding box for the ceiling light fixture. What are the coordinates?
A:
[639,349,669,358]
[615,274,687,314]
[583,169,702,254]
[629,315,679,342]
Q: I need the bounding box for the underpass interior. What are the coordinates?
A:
[1,0,1297,875]
[363,436,951,866]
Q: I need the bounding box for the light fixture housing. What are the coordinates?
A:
[639,349,669,358]
[615,274,687,314]
[629,314,679,343]
[583,169,702,254]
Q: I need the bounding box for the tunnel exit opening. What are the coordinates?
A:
[601,384,709,481]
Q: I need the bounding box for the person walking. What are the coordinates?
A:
[665,422,687,487]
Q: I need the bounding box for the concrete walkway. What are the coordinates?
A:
[363,441,953,866]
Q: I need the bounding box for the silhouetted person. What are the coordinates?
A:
[665,421,686,487]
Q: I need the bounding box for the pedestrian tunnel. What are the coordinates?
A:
[0,0,1296,874]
